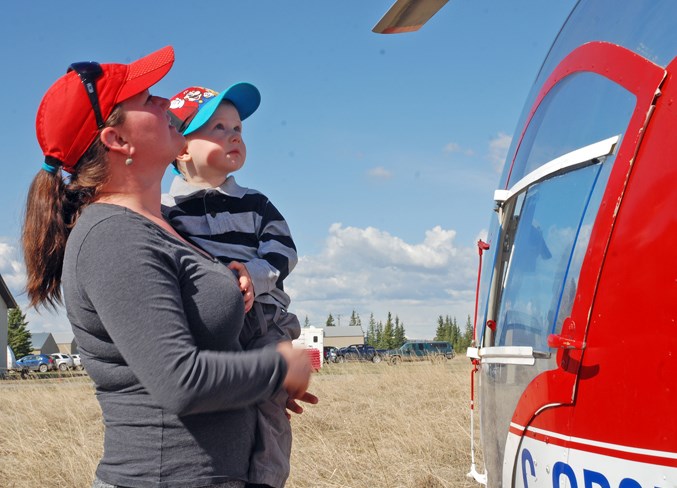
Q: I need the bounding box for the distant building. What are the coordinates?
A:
[31,332,59,356]
[0,274,18,375]
[323,326,364,348]
[55,334,78,354]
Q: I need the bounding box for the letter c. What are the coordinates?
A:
[521,449,535,487]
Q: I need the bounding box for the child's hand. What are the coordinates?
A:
[227,261,255,312]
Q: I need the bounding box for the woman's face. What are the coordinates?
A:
[118,90,185,166]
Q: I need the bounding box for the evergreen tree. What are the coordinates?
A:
[8,307,32,358]
[325,313,336,327]
[303,316,311,328]
[366,314,377,347]
[375,321,384,349]
[451,316,461,351]
[461,314,474,350]
[434,315,446,341]
[435,315,466,349]
[393,316,406,347]
[440,317,448,344]
[382,312,394,349]
[348,310,362,328]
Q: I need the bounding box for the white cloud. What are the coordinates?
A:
[25,306,72,338]
[367,166,393,180]
[286,223,479,338]
[0,240,26,292]
[444,142,475,157]
[0,238,72,338]
[444,142,461,153]
[488,132,512,173]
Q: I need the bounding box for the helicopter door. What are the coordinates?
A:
[475,42,665,488]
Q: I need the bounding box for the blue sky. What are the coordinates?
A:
[1,0,576,340]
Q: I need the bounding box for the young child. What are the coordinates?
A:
[162,84,301,488]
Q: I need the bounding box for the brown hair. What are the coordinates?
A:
[23,106,125,309]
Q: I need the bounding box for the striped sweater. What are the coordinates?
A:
[161,175,297,309]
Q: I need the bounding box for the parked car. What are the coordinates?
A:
[50,353,75,371]
[16,354,55,373]
[335,344,383,363]
[71,354,84,370]
[387,341,456,365]
[323,347,338,363]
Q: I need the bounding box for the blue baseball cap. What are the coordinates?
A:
[168,83,261,135]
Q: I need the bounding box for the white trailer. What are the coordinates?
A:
[292,326,324,367]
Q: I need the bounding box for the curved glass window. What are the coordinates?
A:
[479,136,620,488]
[503,0,677,175]
[507,72,634,187]
[483,72,635,349]
[495,155,610,353]
[540,1,677,84]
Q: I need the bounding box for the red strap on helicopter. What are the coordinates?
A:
[473,240,490,342]
[469,240,489,410]
[469,362,478,410]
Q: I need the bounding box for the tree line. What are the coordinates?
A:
[434,315,473,352]
[308,309,408,350]
[304,310,474,352]
[365,312,407,350]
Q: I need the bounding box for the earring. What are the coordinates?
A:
[125,157,133,166]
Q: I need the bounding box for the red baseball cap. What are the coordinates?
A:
[36,46,175,173]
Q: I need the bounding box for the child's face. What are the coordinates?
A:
[184,102,246,181]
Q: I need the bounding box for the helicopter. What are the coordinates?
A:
[375,1,677,487]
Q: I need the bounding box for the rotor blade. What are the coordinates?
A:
[372,0,449,34]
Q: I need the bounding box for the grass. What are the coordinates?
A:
[0,359,482,488]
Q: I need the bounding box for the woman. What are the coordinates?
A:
[24,46,315,488]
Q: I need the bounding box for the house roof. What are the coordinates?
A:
[53,333,76,344]
[0,274,17,308]
[31,332,54,349]
[323,326,364,338]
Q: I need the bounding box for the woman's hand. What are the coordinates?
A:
[286,391,319,417]
[276,342,314,400]
[227,261,254,312]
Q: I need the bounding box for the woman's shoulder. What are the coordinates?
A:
[68,204,173,258]
[72,204,149,237]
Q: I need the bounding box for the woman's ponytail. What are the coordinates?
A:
[23,168,68,309]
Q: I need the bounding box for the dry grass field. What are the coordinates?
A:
[0,359,482,488]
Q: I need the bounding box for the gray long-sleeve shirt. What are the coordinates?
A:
[62,204,287,488]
